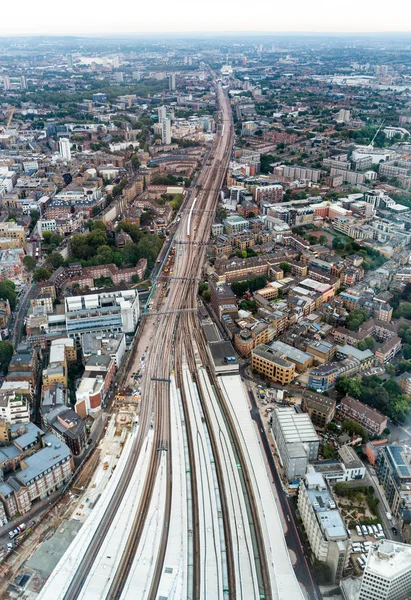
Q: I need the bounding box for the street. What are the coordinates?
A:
[247,387,321,600]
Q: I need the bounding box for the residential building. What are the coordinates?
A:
[0,392,30,425]
[376,446,411,518]
[270,340,314,372]
[44,407,87,456]
[0,418,11,443]
[359,540,411,600]
[298,468,351,582]
[271,407,319,481]
[305,340,336,364]
[336,345,375,371]
[158,105,167,123]
[2,433,73,515]
[251,344,295,385]
[162,118,171,145]
[375,336,402,365]
[0,222,26,248]
[59,138,71,162]
[75,376,105,418]
[337,446,366,481]
[301,390,336,430]
[42,362,67,387]
[340,395,388,436]
[308,359,361,391]
[234,321,274,358]
[398,371,411,395]
[223,215,250,235]
[0,298,11,328]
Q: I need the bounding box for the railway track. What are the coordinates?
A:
[62,83,235,600]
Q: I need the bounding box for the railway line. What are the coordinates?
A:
[39,80,304,600]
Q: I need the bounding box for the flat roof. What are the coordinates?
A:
[300,278,331,293]
[271,340,314,366]
[336,344,374,361]
[252,344,294,369]
[366,540,411,579]
[274,408,319,443]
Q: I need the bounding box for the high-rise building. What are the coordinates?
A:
[113,55,120,69]
[59,138,72,162]
[169,72,176,91]
[162,118,171,145]
[132,71,141,81]
[158,105,167,123]
[20,76,27,90]
[114,71,124,83]
[336,109,351,124]
[376,445,411,518]
[3,76,10,91]
[359,540,411,600]
[67,54,73,69]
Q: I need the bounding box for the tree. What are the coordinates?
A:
[280,261,291,274]
[46,252,64,269]
[0,341,13,374]
[332,237,345,251]
[23,255,36,271]
[318,235,328,245]
[202,290,211,302]
[0,281,17,310]
[131,274,140,284]
[33,268,51,282]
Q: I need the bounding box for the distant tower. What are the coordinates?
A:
[158,105,167,123]
[113,55,120,69]
[3,76,10,91]
[59,138,72,162]
[67,54,73,69]
[162,118,171,145]
[169,72,176,91]
[114,71,124,83]
[132,71,141,81]
[20,76,27,90]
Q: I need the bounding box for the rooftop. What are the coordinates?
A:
[274,407,319,443]
[270,340,313,366]
[252,344,294,369]
[14,433,71,486]
[338,445,364,470]
[365,540,411,579]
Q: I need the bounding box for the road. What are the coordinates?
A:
[247,388,321,600]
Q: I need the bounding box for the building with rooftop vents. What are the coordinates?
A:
[298,467,351,582]
[359,540,411,600]
[270,407,319,481]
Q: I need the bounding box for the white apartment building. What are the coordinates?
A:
[359,541,411,600]
[0,392,30,425]
[162,118,172,145]
[298,467,351,582]
[158,105,167,123]
[59,138,72,162]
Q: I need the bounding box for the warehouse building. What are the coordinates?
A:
[270,407,319,481]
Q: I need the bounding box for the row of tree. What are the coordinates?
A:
[336,374,411,424]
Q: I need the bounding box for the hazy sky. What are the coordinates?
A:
[1,0,411,36]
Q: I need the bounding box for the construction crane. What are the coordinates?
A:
[367,120,385,149]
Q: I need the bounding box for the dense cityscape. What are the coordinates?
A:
[0,32,411,600]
